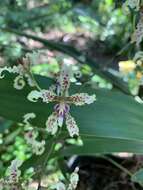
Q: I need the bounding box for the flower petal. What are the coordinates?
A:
[66,113,79,137]
[6,159,23,184]
[69,167,79,189]
[28,89,56,103]
[132,13,143,46]
[124,0,140,10]
[57,61,72,95]
[25,130,45,155]
[27,90,43,102]
[70,93,96,106]
[13,75,25,90]
[46,112,58,135]
[53,182,66,190]
[0,65,21,79]
[32,140,45,155]
[9,159,23,171]
[41,89,56,103]
[23,113,36,126]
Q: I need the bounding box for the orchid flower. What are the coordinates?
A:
[6,159,23,184]
[23,113,45,155]
[0,159,24,189]
[27,59,96,137]
[1,158,35,190]
[52,167,79,190]
[0,56,35,90]
[25,130,45,155]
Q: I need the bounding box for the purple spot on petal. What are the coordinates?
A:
[54,103,70,119]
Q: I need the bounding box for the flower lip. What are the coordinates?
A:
[54,103,70,118]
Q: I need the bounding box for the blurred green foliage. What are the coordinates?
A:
[0,0,131,63]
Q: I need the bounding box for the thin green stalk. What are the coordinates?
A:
[29,70,42,91]
[101,155,133,177]
[132,14,136,32]
[24,66,42,91]
[37,129,62,189]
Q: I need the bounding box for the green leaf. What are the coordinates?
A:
[63,137,143,155]
[0,120,13,133]
[132,169,143,186]
[0,74,143,154]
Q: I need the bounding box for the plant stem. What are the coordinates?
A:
[29,70,42,91]
[24,65,42,91]
[37,130,62,189]
[101,155,133,177]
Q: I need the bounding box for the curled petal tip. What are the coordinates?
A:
[23,112,36,126]
[86,94,96,104]
[13,75,25,90]
[27,90,42,102]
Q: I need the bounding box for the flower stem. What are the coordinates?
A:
[101,155,133,177]
[37,129,62,189]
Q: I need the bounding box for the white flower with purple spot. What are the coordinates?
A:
[54,102,70,127]
[51,167,79,190]
[23,113,45,155]
[0,54,36,90]
[27,60,96,137]
[25,130,45,155]
[6,159,23,184]
[46,112,59,135]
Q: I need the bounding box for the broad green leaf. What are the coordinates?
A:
[132,169,143,186]
[63,137,143,155]
[0,74,143,154]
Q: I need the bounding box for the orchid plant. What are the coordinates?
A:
[0,54,96,190]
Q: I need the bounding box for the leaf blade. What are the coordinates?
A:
[0,74,143,154]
